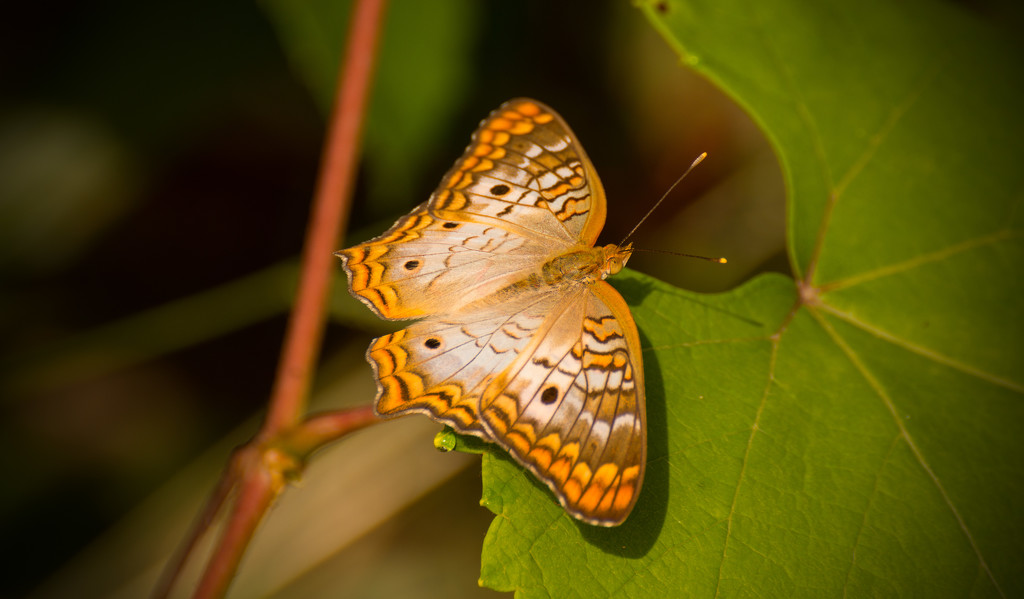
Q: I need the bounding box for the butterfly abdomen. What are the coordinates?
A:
[467,244,631,310]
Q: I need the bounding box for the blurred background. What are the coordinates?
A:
[1,0,791,597]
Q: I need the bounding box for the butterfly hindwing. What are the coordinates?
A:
[479,281,646,526]
[367,291,563,438]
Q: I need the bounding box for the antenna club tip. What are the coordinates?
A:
[718,257,727,264]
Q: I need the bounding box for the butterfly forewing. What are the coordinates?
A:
[337,99,605,321]
[431,98,607,246]
[338,99,646,526]
[337,203,549,320]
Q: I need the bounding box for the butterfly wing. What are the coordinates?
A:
[337,99,607,321]
[339,99,646,525]
[338,202,547,320]
[430,98,607,246]
[364,292,563,437]
[479,280,646,526]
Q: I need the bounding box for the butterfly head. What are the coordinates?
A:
[600,243,633,279]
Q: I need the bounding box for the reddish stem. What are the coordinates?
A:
[156,0,389,597]
[261,0,389,438]
[288,404,380,456]
[191,447,282,599]
[152,456,238,599]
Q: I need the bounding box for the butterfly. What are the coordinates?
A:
[336,99,645,526]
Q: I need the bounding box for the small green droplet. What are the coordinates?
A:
[434,428,457,452]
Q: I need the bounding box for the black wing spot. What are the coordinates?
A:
[442,222,460,229]
[424,338,441,349]
[541,386,559,405]
[490,184,511,196]
[404,260,420,270]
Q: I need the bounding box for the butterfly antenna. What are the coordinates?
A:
[620,152,708,246]
[633,247,727,264]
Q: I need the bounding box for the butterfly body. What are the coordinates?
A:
[469,242,630,307]
[337,99,645,526]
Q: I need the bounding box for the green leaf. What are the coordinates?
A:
[478,0,1024,596]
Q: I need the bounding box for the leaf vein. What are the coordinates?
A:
[841,433,903,597]
[817,302,1023,393]
[809,307,1007,597]
[819,228,1021,293]
[713,337,779,598]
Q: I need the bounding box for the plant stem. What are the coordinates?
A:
[191,447,281,599]
[261,0,389,438]
[155,0,389,597]
[289,404,380,457]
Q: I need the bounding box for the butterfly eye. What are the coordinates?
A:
[404,260,420,270]
[490,184,510,196]
[424,338,441,349]
[540,386,559,404]
[605,254,624,276]
[442,222,459,229]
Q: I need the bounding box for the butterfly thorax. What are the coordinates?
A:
[541,243,633,285]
